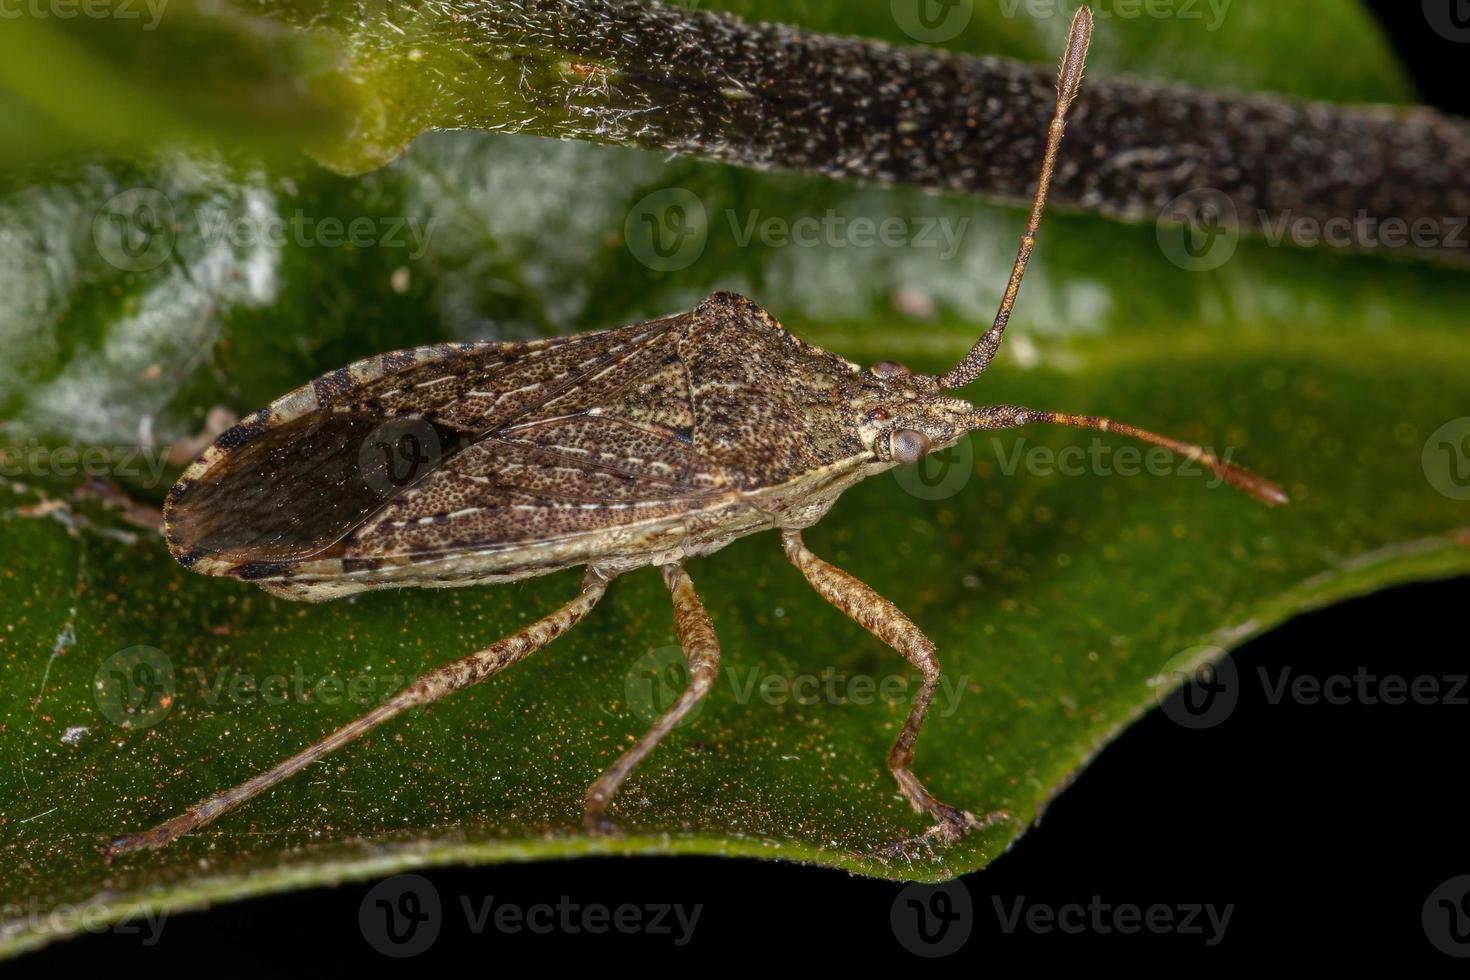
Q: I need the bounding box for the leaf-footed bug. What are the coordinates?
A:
[110,7,1285,855]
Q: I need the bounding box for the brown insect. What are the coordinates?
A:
[110,8,1284,855]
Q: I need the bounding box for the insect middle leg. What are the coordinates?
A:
[782,529,998,843]
[584,562,720,834]
[110,567,615,854]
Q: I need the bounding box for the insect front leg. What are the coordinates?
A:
[781,530,1004,845]
[109,567,615,855]
[584,562,720,834]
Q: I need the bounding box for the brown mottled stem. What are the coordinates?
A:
[971,405,1289,507]
[286,0,1470,264]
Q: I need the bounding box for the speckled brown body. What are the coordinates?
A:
[112,10,1283,855]
[164,292,975,601]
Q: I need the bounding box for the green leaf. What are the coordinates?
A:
[3,0,1468,960]
[0,0,351,170]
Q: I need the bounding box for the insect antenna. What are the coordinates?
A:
[939,5,1093,391]
[970,406,1290,506]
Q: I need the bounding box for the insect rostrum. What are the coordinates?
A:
[110,8,1285,855]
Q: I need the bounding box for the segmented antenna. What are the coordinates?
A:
[940,6,1093,390]
[971,406,1290,506]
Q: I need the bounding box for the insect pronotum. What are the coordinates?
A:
[110,7,1286,855]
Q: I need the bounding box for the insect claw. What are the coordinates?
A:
[583,811,625,839]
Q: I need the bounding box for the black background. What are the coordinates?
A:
[21,1,1469,971]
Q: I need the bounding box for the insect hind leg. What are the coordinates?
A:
[781,530,1008,846]
[108,567,614,855]
[583,562,720,834]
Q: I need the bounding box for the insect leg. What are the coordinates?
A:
[109,567,615,855]
[583,563,720,834]
[782,529,999,843]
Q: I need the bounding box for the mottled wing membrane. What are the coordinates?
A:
[165,293,872,589]
[166,314,720,576]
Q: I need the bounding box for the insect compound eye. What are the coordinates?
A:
[870,361,911,380]
[890,428,932,464]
